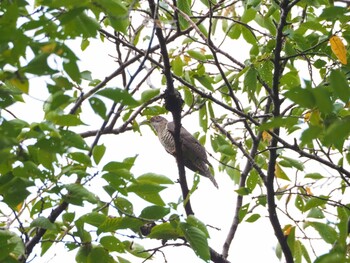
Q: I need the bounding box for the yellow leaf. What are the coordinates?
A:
[304,111,311,122]
[275,163,291,181]
[10,77,29,93]
[305,186,313,195]
[262,130,272,142]
[40,42,57,53]
[183,55,191,64]
[283,225,293,236]
[56,49,64,56]
[304,110,322,126]
[330,35,348,65]
[309,109,322,126]
[16,202,23,212]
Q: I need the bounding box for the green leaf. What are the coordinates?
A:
[329,70,350,103]
[279,156,304,171]
[114,197,134,215]
[323,117,350,150]
[103,158,136,172]
[88,246,114,263]
[177,0,192,30]
[48,113,85,126]
[61,130,89,150]
[136,173,174,184]
[172,56,183,77]
[307,208,325,219]
[81,38,90,51]
[217,145,235,156]
[148,223,182,240]
[241,8,256,23]
[275,163,290,181]
[117,256,132,263]
[284,86,315,109]
[235,187,251,196]
[244,67,257,95]
[140,89,160,103]
[295,195,304,211]
[294,240,302,263]
[41,233,57,256]
[199,104,208,132]
[98,217,144,233]
[30,217,56,230]
[304,173,324,180]
[100,236,125,253]
[97,88,139,107]
[246,171,260,192]
[183,86,194,106]
[305,221,338,244]
[303,196,328,212]
[258,60,273,87]
[320,6,347,20]
[227,23,241,39]
[194,74,214,91]
[62,212,75,224]
[280,71,300,88]
[139,205,170,220]
[187,50,207,61]
[123,241,152,259]
[0,174,33,209]
[108,16,129,34]
[300,242,312,263]
[0,230,25,260]
[102,171,132,188]
[93,0,128,33]
[186,215,210,238]
[314,251,346,263]
[23,53,57,75]
[59,8,99,38]
[241,26,256,45]
[63,58,81,84]
[64,184,98,205]
[80,212,107,227]
[68,152,91,165]
[301,125,322,145]
[9,77,29,94]
[44,92,71,112]
[337,206,349,243]
[180,222,210,261]
[94,0,128,16]
[312,87,333,114]
[75,245,91,263]
[246,214,260,223]
[127,182,166,206]
[89,97,107,119]
[92,144,106,165]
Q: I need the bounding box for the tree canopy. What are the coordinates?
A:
[1,0,350,262]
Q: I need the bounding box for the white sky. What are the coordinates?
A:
[6,32,284,263]
[5,2,349,262]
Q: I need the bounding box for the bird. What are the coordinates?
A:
[150,115,218,188]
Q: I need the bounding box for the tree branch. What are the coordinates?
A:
[147,0,193,216]
[266,0,293,262]
[211,119,266,259]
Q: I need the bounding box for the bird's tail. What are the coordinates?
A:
[208,175,219,189]
[202,168,218,188]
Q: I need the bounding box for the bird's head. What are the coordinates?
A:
[149,115,168,133]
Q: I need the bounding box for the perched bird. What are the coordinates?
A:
[150,115,218,188]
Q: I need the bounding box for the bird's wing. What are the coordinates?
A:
[167,121,208,162]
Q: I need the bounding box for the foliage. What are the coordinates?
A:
[1,0,350,262]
